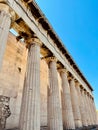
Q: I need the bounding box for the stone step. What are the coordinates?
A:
[6,126,98,130]
[6,126,48,130]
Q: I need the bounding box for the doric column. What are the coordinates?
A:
[59,69,75,130]
[87,94,94,125]
[19,37,42,130]
[84,91,91,126]
[0,3,11,69]
[79,88,88,127]
[75,82,83,127]
[88,95,95,125]
[69,78,82,129]
[81,89,88,127]
[85,92,93,126]
[91,98,97,125]
[0,95,11,130]
[46,57,63,130]
[93,101,97,125]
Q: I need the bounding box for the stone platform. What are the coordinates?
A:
[6,125,98,130]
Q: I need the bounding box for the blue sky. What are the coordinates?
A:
[35,0,98,109]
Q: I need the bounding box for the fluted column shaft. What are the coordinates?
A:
[78,88,88,127]
[76,84,84,127]
[91,98,97,125]
[0,3,11,69]
[20,38,41,130]
[88,96,95,125]
[90,98,95,125]
[87,95,93,125]
[69,78,82,128]
[60,69,75,130]
[81,90,88,126]
[84,91,91,126]
[85,93,92,126]
[94,101,97,125]
[47,57,63,130]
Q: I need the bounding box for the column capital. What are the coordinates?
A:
[80,87,85,93]
[82,89,88,95]
[90,96,94,100]
[75,81,81,87]
[87,92,92,97]
[26,36,42,48]
[68,75,75,81]
[0,3,16,21]
[0,3,9,13]
[84,90,88,95]
[45,56,57,64]
[58,68,68,74]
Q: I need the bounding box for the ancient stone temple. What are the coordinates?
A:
[0,0,97,130]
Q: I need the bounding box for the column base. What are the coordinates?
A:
[9,126,98,130]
